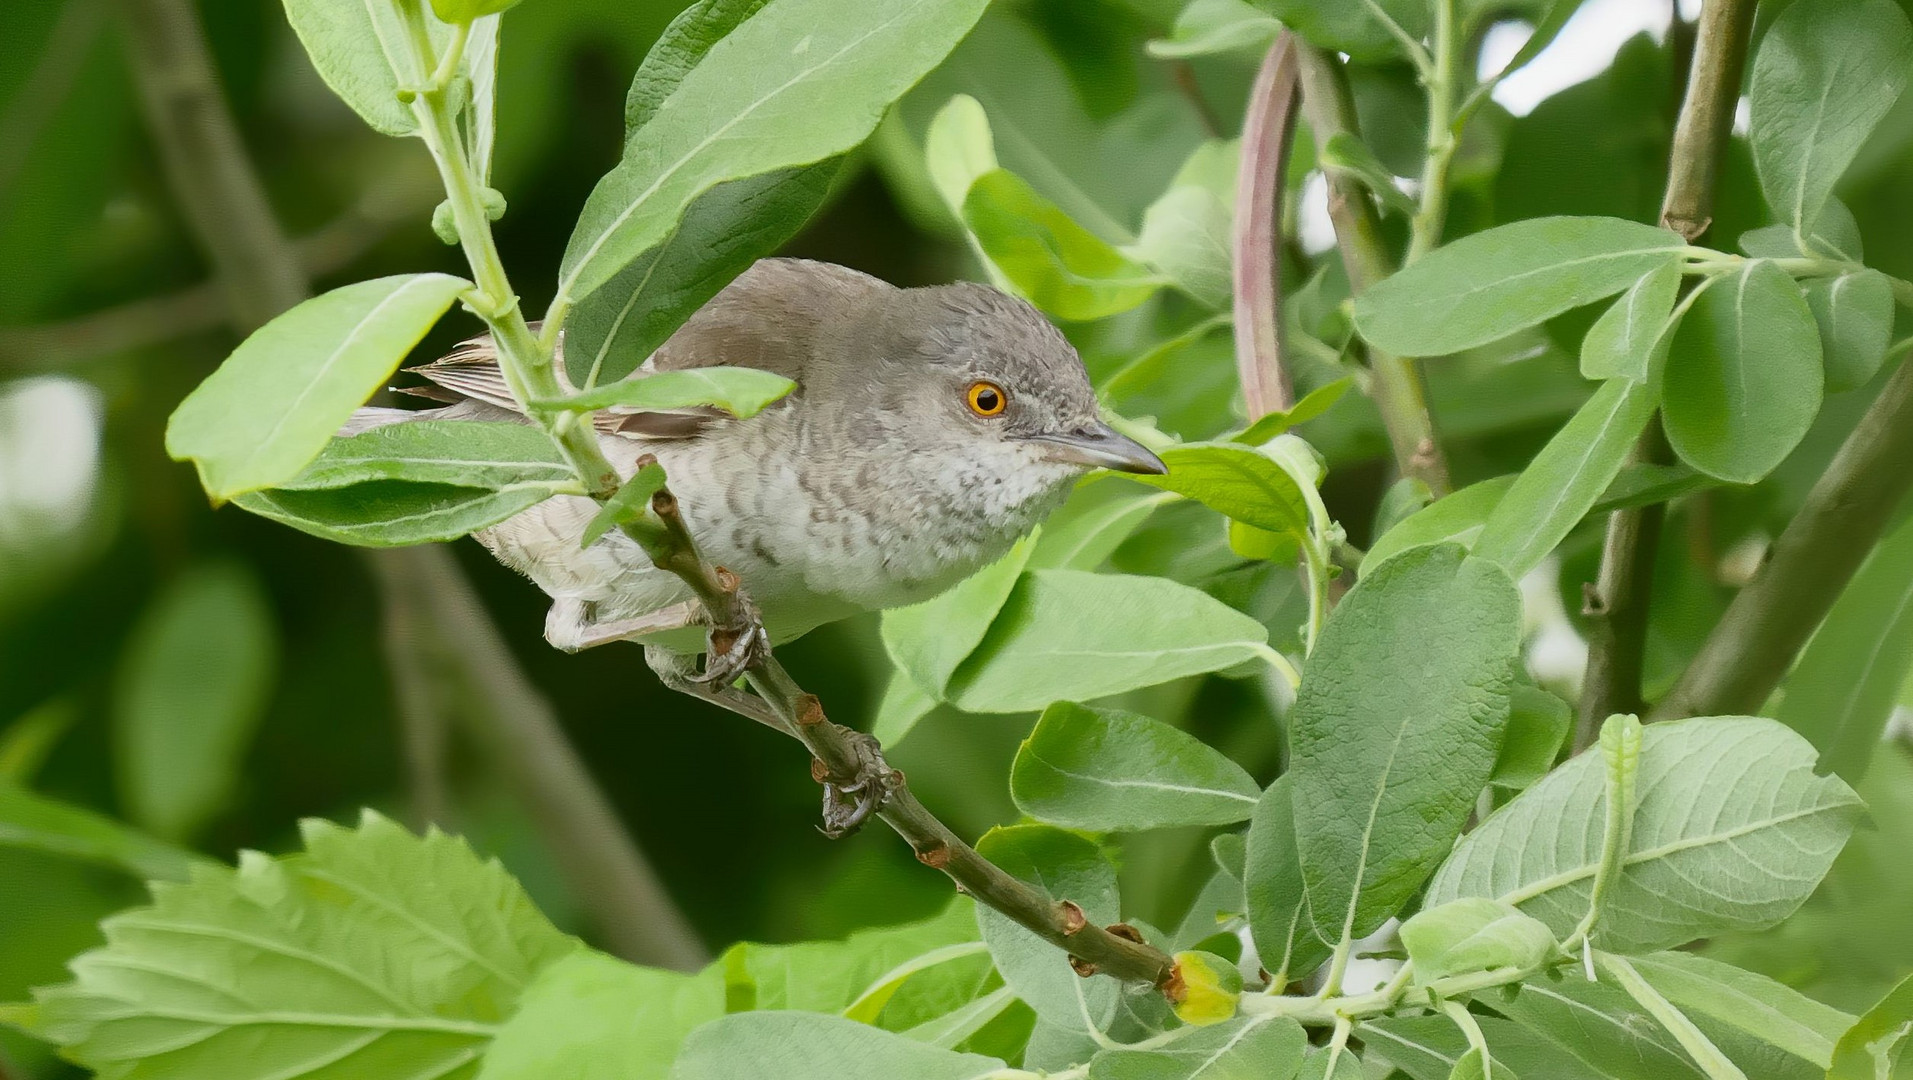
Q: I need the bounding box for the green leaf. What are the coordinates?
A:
[1088,1015,1307,1079]
[236,480,559,547]
[277,421,571,490]
[1492,975,1710,1080]
[1365,1014,1617,1080]
[564,168,838,389]
[1362,476,1514,577]
[723,898,981,1014]
[1147,0,1281,59]
[624,0,770,136]
[1233,379,1353,446]
[0,698,75,783]
[1776,513,1913,783]
[280,0,429,136]
[1748,0,1913,232]
[1011,701,1260,831]
[672,1012,1008,1080]
[1320,133,1416,216]
[974,824,1118,1032]
[429,0,520,21]
[1662,260,1823,484]
[1120,443,1312,539]
[1830,973,1913,1080]
[113,560,278,842]
[1398,898,1555,985]
[1289,545,1522,945]
[1295,1045,1365,1080]
[1249,0,1429,61]
[871,670,939,746]
[1129,140,1241,309]
[945,570,1273,714]
[474,951,724,1080]
[1628,951,1854,1069]
[557,0,990,304]
[882,533,1039,701]
[1029,479,1170,571]
[964,168,1164,321]
[1490,685,1571,793]
[1740,197,1864,262]
[1470,377,1658,578]
[1805,269,1896,393]
[1425,716,1865,953]
[1579,257,1681,381]
[1352,217,1684,357]
[166,274,470,500]
[538,366,797,416]
[0,783,202,881]
[580,461,668,549]
[1243,776,1331,988]
[11,811,576,1080]
[1589,463,1715,515]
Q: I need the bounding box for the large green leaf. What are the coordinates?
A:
[945,570,1273,714]
[113,561,278,842]
[1147,0,1280,60]
[672,1012,1008,1080]
[1662,260,1823,484]
[557,0,990,304]
[7,812,576,1080]
[623,0,769,136]
[723,899,980,1014]
[538,366,797,415]
[1777,513,1913,783]
[1248,0,1428,61]
[973,825,1118,1033]
[1805,269,1896,393]
[279,0,430,136]
[475,951,724,1080]
[1010,701,1259,831]
[1362,477,1515,577]
[1087,1015,1308,1079]
[0,784,202,882]
[277,422,571,490]
[1119,443,1312,540]
[236,480,561,547]
[1128,140,1239,310]
[1492,977,1709,1080]
[1242,776,1330,988]
[963,168,1164,322]
[1289,545,1522,945]
[1747,0,1913,232]
[1830,974,1913,1080]
[1470,377,1658,579]
[1629,951,1854,1069]
[1579,258,1681,381]
[882,534,1039,700]
[1425,716,1865,953]
[1029,479,1170,572]
[1352,217,1684,357]
[166,274,470,500]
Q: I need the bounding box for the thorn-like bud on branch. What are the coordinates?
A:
[651,490,678,518]
[914,841,951,868]
[634,453,658,470]
[1069,956,1098,978]
[809,758,829,783]
[1105,922,1145,944]
[796,694,826,727]
[1160,963,1186,1003]
[1059,901,1088,935]
[714,566,740,593]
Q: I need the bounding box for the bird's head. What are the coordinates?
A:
[827,282,1166,488]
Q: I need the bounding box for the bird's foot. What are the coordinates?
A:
[693,590,769,688]
[817,732,901,839]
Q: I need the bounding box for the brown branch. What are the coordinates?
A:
[1579,0,1754,740]
[1292,42,1451,495]
[116,0,706,968]
[1653,358,1913,721]
[370,548,711,970]
[640,490,1177,987]
[1233,32,1300,418]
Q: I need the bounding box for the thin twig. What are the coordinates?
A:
[1292,43,1451,495]
[1653,358,1913,720]
[370,552,453,827]
[371,547,711,970]
[116,0,707,967]
[1579,0,1754,741]
[1233,32,1300,418]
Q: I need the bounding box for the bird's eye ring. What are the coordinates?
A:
[966,381,1007,417]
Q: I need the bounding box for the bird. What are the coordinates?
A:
[347,257,1165,703]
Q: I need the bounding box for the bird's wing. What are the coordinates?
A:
[404,258,891,441]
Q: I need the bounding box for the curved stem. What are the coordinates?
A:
[1404,0,1459,267]
[1234,32,1301,417]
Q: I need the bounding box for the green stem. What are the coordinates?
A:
[1404,0,1459,267]
[1439,999,1492,1070]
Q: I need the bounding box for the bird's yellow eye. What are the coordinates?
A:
[966,381,1007,417]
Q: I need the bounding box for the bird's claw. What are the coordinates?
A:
[818,733,899,839]
[693,600,769,688]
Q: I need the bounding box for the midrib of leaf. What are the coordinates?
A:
[1360,1024,1461,1069]
[1040,642,1253,663]
[86,1005,495,1037]
[234,277,445,486]
[1393,244,1677,312]
[1518,981,1695,1066]
[1732,265,1755,402]
[1786,63,1844,228]
[1329,710,1416,944]
[263,483,553,536]
[295,866,524,988]
[560,6,914,301]
[1486,381,1636,564]
[578,232,673,390]
[1187,1016,1272,1075]
[1494,802,1838,907]
[1022,743,1255,804]
[119,917,418,1014]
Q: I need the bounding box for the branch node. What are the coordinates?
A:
[795,693,826,727]
[1105,922,1145,944]
[809,758,829,783]
[1160,960,1187,1001]
[914,841,952,869]
[1069,955,1099,979]
[714,566,740,593]
[1060,901,1088,935]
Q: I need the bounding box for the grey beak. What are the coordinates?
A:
[1024,422,1168,475]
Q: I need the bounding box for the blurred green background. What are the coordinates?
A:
[4,0,1912,1075]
